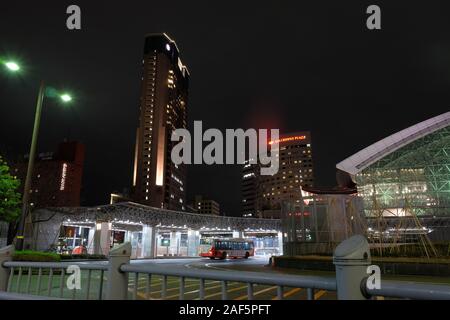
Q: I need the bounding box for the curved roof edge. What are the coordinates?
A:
[336,111,450,175]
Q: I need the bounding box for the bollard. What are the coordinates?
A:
[106,242,131,300]
[0,245,14,291]
[333,235,371,300]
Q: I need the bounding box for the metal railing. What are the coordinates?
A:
[1,238,450,300]
[365,280,450,300]
[0,291,65,300]
[2,260,108,300]
[120,263,336,300]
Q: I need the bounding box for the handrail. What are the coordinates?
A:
[3,261,108,271]
[366,280,450,300]
[2,260,108,300]
[120,263,337,291]
[2,239,450,300]
[0,292,66,300]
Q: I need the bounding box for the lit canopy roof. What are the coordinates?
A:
[336,111,450,175]
[36,202,281,232]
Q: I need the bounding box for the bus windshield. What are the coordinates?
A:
[200,238,212,245]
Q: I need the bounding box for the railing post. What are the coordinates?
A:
[106,242,131,300]
[0,245,14,291]
[333,235,371,300]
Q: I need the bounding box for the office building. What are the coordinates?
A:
[13,141,85,208]
[132,33,189,211]
[241,132,314,217]
[241,159,260,217]
[194,195,220,216]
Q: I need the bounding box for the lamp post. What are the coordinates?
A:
[15,81,46,250]
[15,81,73,250]
[2,60,73,250]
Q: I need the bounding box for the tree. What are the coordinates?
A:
[0,156,21,222]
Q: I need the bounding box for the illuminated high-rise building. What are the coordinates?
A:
[241,132,314,217]
[132,33,189,210]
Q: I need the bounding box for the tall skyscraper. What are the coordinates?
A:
[132,33,189,210]
[241,132,314,217]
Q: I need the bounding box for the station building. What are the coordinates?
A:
[280,112,450,256]
[30,202,282,259]
[336,111,450,242]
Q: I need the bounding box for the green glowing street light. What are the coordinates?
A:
[60,93,72,102]
[5,61,20,72]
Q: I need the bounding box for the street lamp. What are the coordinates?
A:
[2,59,74,250]
[60,94,72,102]
[12,77,73,250]
[4,61,20,72]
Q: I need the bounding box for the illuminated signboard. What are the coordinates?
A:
[269,135,307,145]
[60,163,68,191]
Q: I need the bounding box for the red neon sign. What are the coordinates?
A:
[269,135,306,145]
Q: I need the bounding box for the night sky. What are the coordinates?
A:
[1,1,449,216]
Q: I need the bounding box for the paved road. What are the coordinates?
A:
[132,255,269,268]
